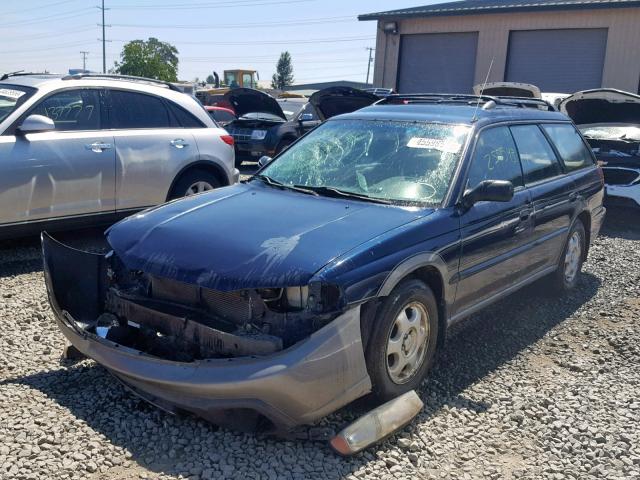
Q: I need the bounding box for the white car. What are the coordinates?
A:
[0,73,238,239]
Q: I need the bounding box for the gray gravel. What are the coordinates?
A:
[1,209,639,480]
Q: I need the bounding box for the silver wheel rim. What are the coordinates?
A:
[386,301,430,385]
[185,181,214,196]
[564,231,582,283]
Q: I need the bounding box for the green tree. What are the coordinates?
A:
[271,51,294,89]
[114,37,179,82]
[206,74,216,84]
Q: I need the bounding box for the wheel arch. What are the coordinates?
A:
[166,160,230,201]
[576,210,592,261]
[376,253,450,348]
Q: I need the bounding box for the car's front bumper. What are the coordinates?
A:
[42,234,372,431]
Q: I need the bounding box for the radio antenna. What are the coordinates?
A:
[472,57,495,122]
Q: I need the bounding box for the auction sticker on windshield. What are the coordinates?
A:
[0,89,26,99]
[407,137,462,153]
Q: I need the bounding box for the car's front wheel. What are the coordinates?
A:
[169,168,221,200]
[365,279,439,402]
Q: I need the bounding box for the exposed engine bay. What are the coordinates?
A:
[43,233,343,362]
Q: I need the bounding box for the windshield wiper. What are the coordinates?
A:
[252,174,318,196]
[296,185,392,204]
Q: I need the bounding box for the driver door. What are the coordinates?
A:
[0,88,115,226]
[453,126,533,317]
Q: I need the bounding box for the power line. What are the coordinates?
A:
[110,36,375,46]
[2,0,81,16]
[110,0,315,10]
[0,8,93,27]
[111,16,356,29]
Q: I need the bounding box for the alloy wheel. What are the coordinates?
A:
[564,231,582,284]
[385,301,430,384]
[185,181,214,196]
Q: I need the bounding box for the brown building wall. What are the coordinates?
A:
[374,8,640,92]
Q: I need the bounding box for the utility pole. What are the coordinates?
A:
[80,51,89,71]
[98,0,108,73]
[365,47,375,85]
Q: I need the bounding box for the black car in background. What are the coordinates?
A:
[225,87,378,166]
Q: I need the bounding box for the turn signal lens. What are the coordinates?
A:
[329,390,423,456]
[220,135,234,146]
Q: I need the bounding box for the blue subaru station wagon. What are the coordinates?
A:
[43,94,606,434]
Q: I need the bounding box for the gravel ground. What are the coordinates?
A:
[1,208,639,480]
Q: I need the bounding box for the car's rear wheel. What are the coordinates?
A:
[365,279,439,402]
[551,220,586,291]
[169,168,221,200]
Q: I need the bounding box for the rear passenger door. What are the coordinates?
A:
[106,89,199,212]
[510,124,575,270]
[454,126,533,317]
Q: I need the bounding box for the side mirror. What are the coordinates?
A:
[17,114,55,134]
[298,113,314,122]
[462,180,514,208]
[258,156,273,168]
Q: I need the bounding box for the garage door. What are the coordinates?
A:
[506,29,608,93]
[397,32,478,94]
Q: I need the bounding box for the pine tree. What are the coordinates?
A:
[271,51,294,89]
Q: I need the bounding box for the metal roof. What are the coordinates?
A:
[359,0,640,20]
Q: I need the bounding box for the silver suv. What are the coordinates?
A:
[0,73,238,239]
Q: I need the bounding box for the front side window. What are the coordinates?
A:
[0,85,36,124]
[510,125,562,184]
[466,126,523,189]
[261,119,471,205]
[109,90,170,129]
[30,89,100,131]
[542,124,594,172]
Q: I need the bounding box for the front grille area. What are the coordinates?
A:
[227,127,252,142]
[603,167,640,186]
[150,275,257,324]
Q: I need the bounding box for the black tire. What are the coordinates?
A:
[365,279,439,402]
[168,168,221,200]
[275,138,294,154]
[550,220,586,292]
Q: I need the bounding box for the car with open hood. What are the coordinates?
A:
[473,82,541,99]
[43,93,605,440]
[560,89,640,209]
[225,87,378,166]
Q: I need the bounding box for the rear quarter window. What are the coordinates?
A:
[167,101,205,128]
[542,124,594,172]
[510,125,562,184]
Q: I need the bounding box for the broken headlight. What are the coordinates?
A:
[256,283,342,313]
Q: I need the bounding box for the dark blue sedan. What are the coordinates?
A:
[43,94,606,434]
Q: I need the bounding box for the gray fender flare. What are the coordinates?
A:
[377,252,450,297]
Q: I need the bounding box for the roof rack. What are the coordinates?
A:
[378,93,556,111]
[0,71,59,81]
[61,73,181,92]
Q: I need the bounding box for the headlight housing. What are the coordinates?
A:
[251,129,268,140]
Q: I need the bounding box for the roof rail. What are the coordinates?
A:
[0,71,59,81]
[378,93,556,111]
[61,73,181,92]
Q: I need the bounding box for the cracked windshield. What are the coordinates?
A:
[262,120,470,205]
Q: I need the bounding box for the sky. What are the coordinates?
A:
[0,0,434,85]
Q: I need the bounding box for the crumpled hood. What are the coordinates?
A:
[560,89,640,126]
[107,183,430,291]
[224,88,286,120]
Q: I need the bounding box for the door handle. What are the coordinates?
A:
[170,138,189,148]
[519,208,532,221]
[85,142,112,153]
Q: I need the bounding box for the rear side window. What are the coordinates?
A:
[167,101,204,128]
[109,90,170,129]
[510,125,562,184]
[542,124,594,172]
[30,89,100,131]
[466,126,523,189]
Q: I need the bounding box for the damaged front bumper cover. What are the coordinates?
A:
[42,233,372,431]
